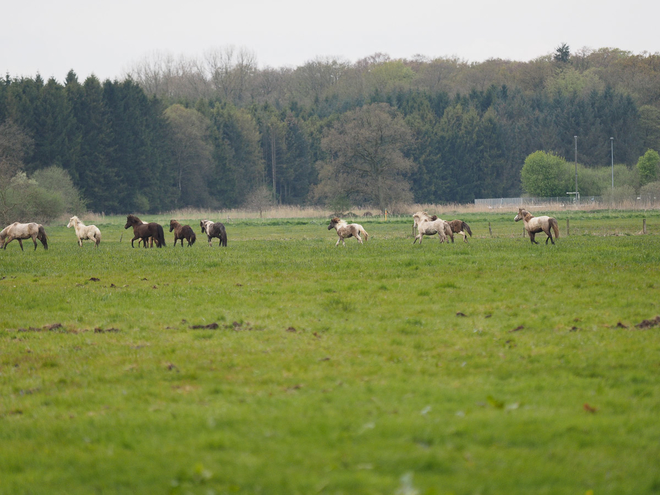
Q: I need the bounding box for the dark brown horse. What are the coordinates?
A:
[124,215,166,248]
[170,220,196,247]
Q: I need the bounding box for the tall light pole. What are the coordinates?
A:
[574,135,578,204]
[610,137,614,192]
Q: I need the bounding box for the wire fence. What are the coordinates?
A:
[475,195,660,210]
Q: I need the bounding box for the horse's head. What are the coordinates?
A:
[200,220,208,234]
[169,219,178,232]
[514,208,528,222]
[125,215,139,229]
[328,217,341,230]
[37,225,48,250]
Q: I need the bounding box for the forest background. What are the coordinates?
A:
[2,44,660,222]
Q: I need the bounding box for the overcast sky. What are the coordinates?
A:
[2,0,657,82]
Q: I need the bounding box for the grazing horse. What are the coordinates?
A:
[124,215,166,248]
[327,217,369,246]
[67,216,101,247]
[446,220,473,243]
[170,220,196,247]
[0,222,48,251]
[412,212,453,242]
[200,220,227,247]
[514,208,559,245]
[413,217,447,245]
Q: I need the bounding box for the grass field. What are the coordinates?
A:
[1,210,660,494]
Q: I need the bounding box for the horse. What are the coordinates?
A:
[412,212,453,242]
[514,208,559,245]
[124,215,166,248]
[327,217,369,246]
[446,220,473,243]
[170,220,196,247]
[200,220,227,247]
[0,222,48,251]
[413,217,447,245]
[67,216,101,247]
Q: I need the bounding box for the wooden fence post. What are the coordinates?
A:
[643,218,647,234]
[488,222,492,237]
[567,218,570,236]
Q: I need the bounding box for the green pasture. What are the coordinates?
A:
[1,211,659,494]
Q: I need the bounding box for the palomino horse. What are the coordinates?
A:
[67,216,101,247]
[412,212,453,242]
[200,220,227,247]
[124,215,166,248]
[170,220,196,247]
[327,217,369,246]
[446,220,473,243]
[413,217,447,245]
[514,208,559,245]
[0,222,48,251]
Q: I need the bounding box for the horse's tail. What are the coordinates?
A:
[463,221,472,237]
[221,230,227,247]
[361,227,369,242]
[38,225,48,250]
[190,232,196,246]
[156,224,166,247]
[551,218,559,239]
[95,230,102,246]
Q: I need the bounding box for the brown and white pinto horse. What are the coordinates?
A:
[514,208,559,245]
[446,220,473,243]
[0,222,48,251]
[200,220,227,247]
[328,217,369,246]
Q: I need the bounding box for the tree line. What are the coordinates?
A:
[1,45,660,218]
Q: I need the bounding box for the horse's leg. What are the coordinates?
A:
[529,232,538,244]
[18,238,24,251]
[32,235,38,250]
[546,229,555,245]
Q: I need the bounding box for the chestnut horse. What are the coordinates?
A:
[170,220,196,247]
[0,222,48,251]
[124,215,166,248]
[514,208,559,245]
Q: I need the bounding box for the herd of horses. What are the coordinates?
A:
[0,208,560,251]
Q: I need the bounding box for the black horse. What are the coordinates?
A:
[124,215,166,248]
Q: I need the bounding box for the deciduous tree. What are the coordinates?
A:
[313,103,415,212]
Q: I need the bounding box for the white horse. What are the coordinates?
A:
[413,217,447,245]
[0,222,48,250]
[328,217,369,246]
[412,212,453,242]
[67,216,101,247]
[514,208,559,245]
